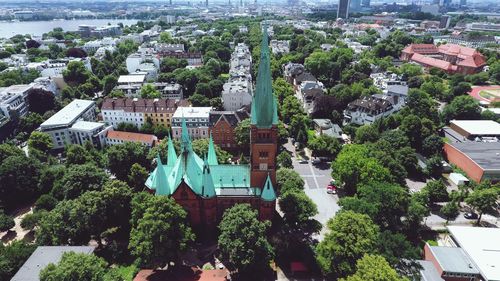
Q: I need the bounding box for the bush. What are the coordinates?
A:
[34,194,58,211]
[0,210,15,232]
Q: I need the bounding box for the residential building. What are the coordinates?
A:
[401,43,487,74]
[117,74,146,87]
[312,119,343,140]
[371,72,407,89]
[283,62,305,84]
[337,0,350,19]
[446,33,497,48]
[144,30,278,230]
[116,82,183,100]
[106,130,157,147]
[40,99,99,149]
[171,107,212,140]
[0,84,32,122]
[101,98,188,129]
[270,40,290,55]
[126,52,160,75]
[11,246,96,281]
[208,110,250,150]
[467,22,500,32]
[222,77,253,111]
[158,52,203,66]
[297,80,326,114]
[343,95,397,125]
[443,142,500,182]
[69,121,111,149]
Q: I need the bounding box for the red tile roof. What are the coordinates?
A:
[133,269,228,281]
[106,130,157,145]
[410,53,452,71]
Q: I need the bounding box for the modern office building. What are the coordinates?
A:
[337,0,350,19]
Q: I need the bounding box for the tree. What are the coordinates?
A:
[19,112,44,135]
[279,190,320,234]
[107,142,150,181]
[376,230,419,268]
[66,47,87,58]
[425,156,443,179]
[28,131,53,154]
[316,211,380,277]
[441,202,459,223]
[405,192,430,232]
[277,168,304,193]
[234,118,251,149]
[465,188,499,224]
[354,125,380,144]
[442,95,481,123]
[340,254,403,281]
[62,61,90,86]
[129,195,194,268]
[140,83,161,98]
[35,194,58,211]
[102,75,117,95]
[51,164,108,200]
[0,241,36,281]
[331,145,391,195]
[0,155,41,210]
[25,39,40,49]
[307,134,342,158]
[40,252,108,281]
[218,204,274,277]
[422,134,443,157]
[27,88,55,114]
[276,151,293,169]
[0,209,15,231]
[65,144,93,166]
[128,163,148,192]
[423,180,449,204]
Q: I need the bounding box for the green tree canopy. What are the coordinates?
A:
[107,142,150,181]
[39,252,108,281]
[277,168,305,193]
[466,188,499,224]
[340,254,404,281]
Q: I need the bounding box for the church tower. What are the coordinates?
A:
[250,26,279,190]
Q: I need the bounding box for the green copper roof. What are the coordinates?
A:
[261,173,277,201]
[180,117,192,153]
[201,158,216,198]
[152,155,170,195]
[251,25,279,128]
[207,133,218,166]
[167,134,177,167]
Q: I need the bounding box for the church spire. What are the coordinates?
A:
[207,133,218,165]
[167,133,177,166]
[201,156,216,198]
[251,24,279,128]
[152,155,170,195]
[180,116,192,153]
[260,173,276,201]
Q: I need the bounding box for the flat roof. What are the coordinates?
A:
[447,142,500,170]
[428,246,479,275]
[41,99,95,128]
[447,226,500,281]
[11,246,95,281]
[417,260,445,281]
[173,107,212,118]
[70,121,104,131]
[450,120,500,136]
[118,74,146,84]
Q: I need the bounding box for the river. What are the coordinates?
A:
[0,19,139,39]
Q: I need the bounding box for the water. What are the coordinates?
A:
[0,19,139,39]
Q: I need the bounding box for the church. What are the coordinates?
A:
[145,27,279,229]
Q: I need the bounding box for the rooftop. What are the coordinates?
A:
[427,245,479,275]
[417,260,445,281]
[107,130,157,144]
[41,99,95,128]
[447,142,500,170]
[118,74,146,84]
[450,120,500,136]
[70,121,105,131]
[11,246,95,281]
[447,226,500,281]
[173,107,212,118]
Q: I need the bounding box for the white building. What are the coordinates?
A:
[0,84,32,121]
[101,98,146,129]
[171,107,212,140]
[40,99,99,149]
[222,77,253,111]
[270,40,290,55]
[69,121,111,148]
[126,52,160,75]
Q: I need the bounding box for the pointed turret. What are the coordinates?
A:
[180,117,192,153]
[260,173,276,201]
[152,155,170,195]
[207,133,218,166]
[251,25,279,129]
[201,157,216,198]
[167,133,177,166]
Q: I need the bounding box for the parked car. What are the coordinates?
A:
[294,142,301,151]
[312,157,321,165]
[327,184,337,194]
[464,212,478,219]
[298,159,308,164]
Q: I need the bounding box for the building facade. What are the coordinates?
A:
[209,110,250,151]
[145,28,278,229]
[171,107,212,140]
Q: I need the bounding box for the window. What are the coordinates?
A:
[259,163,268,170]
[259,151,268,158]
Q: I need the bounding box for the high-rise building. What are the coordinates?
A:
[288,0,299,6]
[205,0,208,6]
[439,15,451,29]
[337,0,350,19]
[460,0,466,6]
[350,0,361,12]
[362,0,370,7]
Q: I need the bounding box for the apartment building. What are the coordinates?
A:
[171,107,213,140]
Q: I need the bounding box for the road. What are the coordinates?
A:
[283,139,340,240]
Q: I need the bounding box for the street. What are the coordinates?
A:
[283,139,340,240]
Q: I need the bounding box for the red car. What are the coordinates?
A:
[327,184,337,194]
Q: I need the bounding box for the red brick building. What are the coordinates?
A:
[422,243,481,281]
[400,43,486,74]
[208,110,250,151]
